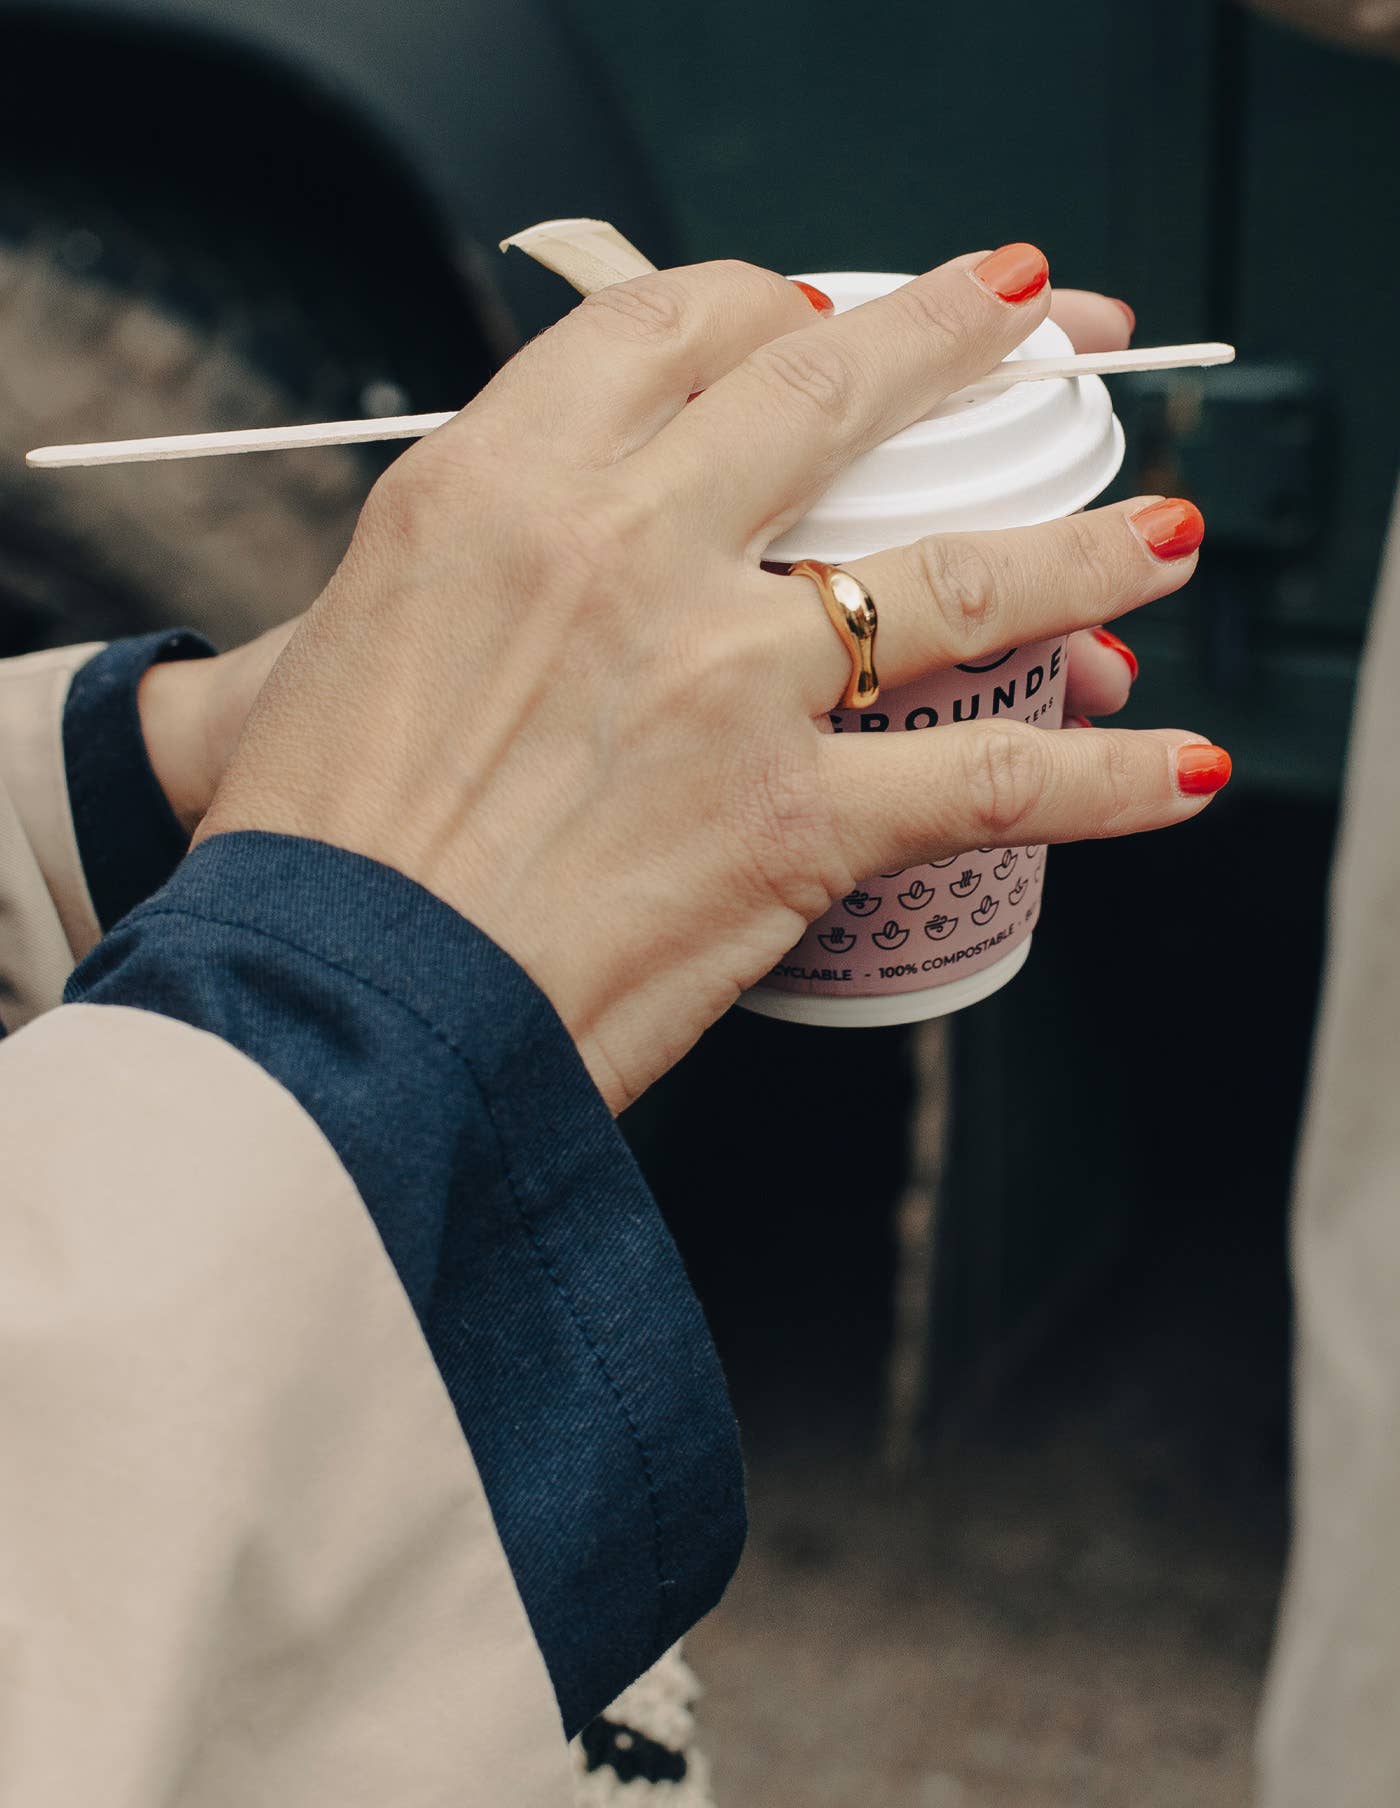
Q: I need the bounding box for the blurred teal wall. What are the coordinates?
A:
[564,3,1186,307]
[564,0,1399,671]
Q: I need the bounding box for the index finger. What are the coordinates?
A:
[636,244,1053,553]
[475,261,832,465]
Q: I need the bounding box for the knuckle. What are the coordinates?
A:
[748,336,861,427]
[961,724,1048,839]
[702,257,790,305]
[1092,733,1144,836]
[359,456,451,550]
[357,467,414,546]
[1064,511,1130,603]
[916,534,1003,656]
[739,261,814,326]
[887,277,968,347]
[580,273,690,344]
[686,610,787,712]
[544,480,653,595]
[734,754,841,914]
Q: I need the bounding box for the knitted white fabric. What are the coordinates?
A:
[571,1645,715,1807]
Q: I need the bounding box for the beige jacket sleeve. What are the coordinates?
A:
[1240,0,1400,56]
[0,1006,571,1808]
[0,653,572,1804]
[0,644,104,1031]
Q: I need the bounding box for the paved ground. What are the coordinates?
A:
[689,1249,1288,1807]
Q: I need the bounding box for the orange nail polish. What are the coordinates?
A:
[791,280,834,316]
[1131,498,1205,561]
[972,243,1049,305]
[1091,627,1140,682]
[1177,744,1232,796]
[1065,715,1092,728]
[1111,298,1136,336]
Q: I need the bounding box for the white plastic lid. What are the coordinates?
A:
[764,272,1126,564]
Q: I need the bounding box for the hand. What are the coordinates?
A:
[136,289,1138,834]
[199,249,1221,1112]
[139,620,296,835]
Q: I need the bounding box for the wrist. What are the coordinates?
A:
[139,618,299,836]
[137,653,221,836]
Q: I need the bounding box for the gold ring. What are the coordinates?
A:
[787,558,879,709]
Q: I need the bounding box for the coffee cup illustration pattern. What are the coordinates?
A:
[795,843,1049,976]
[762,779,1055,999]
[784,830,1050,984]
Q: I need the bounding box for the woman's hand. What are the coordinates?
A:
[135,287,1140,835]
[199,249,1222,1112]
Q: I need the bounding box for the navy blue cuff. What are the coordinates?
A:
[66,832,745,1734]
[62,630,216,932]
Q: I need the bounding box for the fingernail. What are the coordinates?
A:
[972,243,1049,305]
[1091,627,1140,682]
[1111,298,1136,336]
[1131,497,1205,561]
[1065,715,1092,729]
[791,280,834,316]
[1176,744,1233,797]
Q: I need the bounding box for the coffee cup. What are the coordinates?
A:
[740,272,1125,1028]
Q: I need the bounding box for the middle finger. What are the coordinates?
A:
[636,245,1054,553]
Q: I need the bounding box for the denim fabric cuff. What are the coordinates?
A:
[62,630,216,931]
[66,831,745,1733]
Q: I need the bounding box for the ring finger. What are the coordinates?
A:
[763,495,1203,713]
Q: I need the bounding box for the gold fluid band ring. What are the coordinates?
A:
[787,558,880,710]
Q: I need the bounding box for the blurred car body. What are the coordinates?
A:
[0,0,673,651]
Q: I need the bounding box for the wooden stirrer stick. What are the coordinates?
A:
[26,220,1235,471]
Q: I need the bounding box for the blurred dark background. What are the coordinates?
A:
[2,2,1397,1800]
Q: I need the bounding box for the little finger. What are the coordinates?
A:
[820,721,1231,877]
